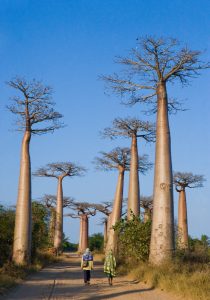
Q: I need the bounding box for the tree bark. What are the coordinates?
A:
[49,208,56,246]
[54,177,63,253]
[127,134,140,219]
[80,214,88,253]
[106,213,111,244]
[103,218,108,250]
[149,81,175,265]
[106,168,124,253]
[12,131,32,265]
[78,216,83,253]
[177,190,188,250]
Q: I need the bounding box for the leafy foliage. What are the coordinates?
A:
[89,233,104,252]
[0,206,15,266]
[31,202,50,257]
[61,234,78,251]
[114,214,151,262]
[0,202,51,266]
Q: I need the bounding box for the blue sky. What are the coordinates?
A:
[0,0,210,243]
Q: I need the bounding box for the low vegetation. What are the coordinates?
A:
[0,202,61,294]
[114,215,151,262]
[129,255,210,300]
[115,217,210,300]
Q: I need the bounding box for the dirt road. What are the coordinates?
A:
[3,254,183,300]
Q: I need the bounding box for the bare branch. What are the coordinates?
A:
[92,202,112,216]
[94,147,152,174]
[93,147,130,171]
[7,77,64,134]
[140,195,153,209]
[173,172,206,190]
[102,117,156,142]
[101,36,210,109]
[33,162,86,179]
[69,201,97,216]
[39,194,74,208]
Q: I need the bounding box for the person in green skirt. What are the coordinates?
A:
[104,249,116,285]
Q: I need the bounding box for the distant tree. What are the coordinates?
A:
[41,194,73,246]
[140,196,153,222]
[174,172,205,250]
[94,147,151,253]
[67,202,96,253]
[7,77,63,265]
[0,205,15,266]
[103,118,154,219]
[93,202,112,250]
[102,36,210,264]
[34,163,85,254]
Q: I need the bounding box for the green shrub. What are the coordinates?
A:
[89,233,104,252]
[114,214,151,262]
[0,206,15,266]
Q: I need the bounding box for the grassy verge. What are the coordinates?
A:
[118,257,210,300]
[0,251,58,296]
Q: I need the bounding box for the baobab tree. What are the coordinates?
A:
[68,202,96,253]
[34,162,85,254]
[103,118,154,220]
[94,147,152,253]
[140,196,153,223]
[93,202,112,250]
[7,77,63,265]
[102,36,210,264]
[173,172,205,250]
[41,194,73,245]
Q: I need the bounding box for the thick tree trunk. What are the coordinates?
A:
[149,81,175,265]
[54,177,63,253]
[80,214,88,253]
[103,218,108,250]
[127,135,140,219]
[106,213,111,243]
[49,208,56,245]
[12,131,32,265]
[78,217,83,253]
[106,168,124,253]
[177,190,188,250]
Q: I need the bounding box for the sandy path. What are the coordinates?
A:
[2,254,183,300]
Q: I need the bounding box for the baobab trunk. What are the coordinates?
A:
[127,135,140,219]
[103,218,108,250]
[13,131,32,265]
[78,217,83,253]
[80,215,88,253]
[177,190,188,250]
[49,208,56,245]
[54,177,63,253]
[106,168,124,253]
[106,213,112,243]
[149,81,175,265]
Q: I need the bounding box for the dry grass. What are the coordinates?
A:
[0,250,58,296]
[126,260,210,300]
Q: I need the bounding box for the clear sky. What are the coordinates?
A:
[0,0,210,243]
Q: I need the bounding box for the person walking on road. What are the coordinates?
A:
[104,249,116,286]
[81,248,93,285]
